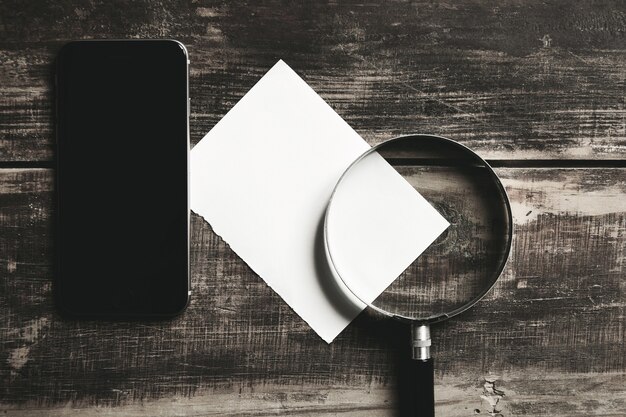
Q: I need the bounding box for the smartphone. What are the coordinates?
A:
[56,40,190,317]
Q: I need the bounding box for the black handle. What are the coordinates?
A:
[414,358,434,417]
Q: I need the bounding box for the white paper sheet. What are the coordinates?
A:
[191,60,449,342]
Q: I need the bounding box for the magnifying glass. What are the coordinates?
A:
[324,134,513,417]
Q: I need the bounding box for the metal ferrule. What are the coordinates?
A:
[411,324,431,360]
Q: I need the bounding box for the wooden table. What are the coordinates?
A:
[1,1,625,415]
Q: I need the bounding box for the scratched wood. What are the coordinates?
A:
[0,0,625,161]
[0,168,624,416]
[1,0,625,415]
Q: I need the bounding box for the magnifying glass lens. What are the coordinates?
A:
[325,136,511,321]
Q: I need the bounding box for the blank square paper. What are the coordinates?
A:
[191,60,449,342]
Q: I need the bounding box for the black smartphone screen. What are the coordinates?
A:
[56,40,189,317]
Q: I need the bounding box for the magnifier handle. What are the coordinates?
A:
[411,324,435,416]
[413,358,435,416]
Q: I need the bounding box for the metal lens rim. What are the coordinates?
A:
[323,134,514,324]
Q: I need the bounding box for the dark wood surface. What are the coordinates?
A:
[1,0,626,161]
[1,1,625,416]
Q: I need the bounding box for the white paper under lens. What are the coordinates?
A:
[326,151,450,305]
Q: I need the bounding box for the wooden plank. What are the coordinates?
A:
[1,0,625,161]
[1,373,626,417]
[0,167,624,415]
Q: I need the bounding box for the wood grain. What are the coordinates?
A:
[0,167,624,415]
[2,373,625,417]
[0,0,625,161]
[1,1,625,415]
